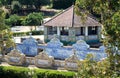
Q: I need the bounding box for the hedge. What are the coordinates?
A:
[35,69,75,78]
[13,30,44,36]
[0,66,75,78]
[0,66,29,78]
[44,39,76,46]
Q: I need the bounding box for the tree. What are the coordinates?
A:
[11,1,22,13]
[33,0,51,10]
[75,0,120,76]
[5,14,21,26]
[77,54,112,78]
[0,9,14,59]
[21,12,43,30]
[0,0,12,6]
[52,0,76,9]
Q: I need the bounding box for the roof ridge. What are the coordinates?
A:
[43,5,74,26]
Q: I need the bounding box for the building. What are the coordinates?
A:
[43,5,102,43]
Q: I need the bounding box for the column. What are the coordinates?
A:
[85,26,88,40]
[57,27,60,36]
[97,26,101,39]
[85,26,88,36]
[44,26,48,42]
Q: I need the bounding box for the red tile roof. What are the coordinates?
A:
[43,5,101,27]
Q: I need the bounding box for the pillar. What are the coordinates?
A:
[44,26,48,42]
[57,27,60,36]
[97,26,101,40]
[85,26,88,40]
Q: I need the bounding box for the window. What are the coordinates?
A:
[48,26,57,35]
[88,26,97,35]
[60,27,69,35]
[75,27,85,36]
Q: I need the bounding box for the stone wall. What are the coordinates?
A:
[4,49,79,71]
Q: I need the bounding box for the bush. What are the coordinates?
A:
[13,32,26,36]
[0,66,29,78]
[13,30,44,36]
[44,39,50,43]
[5,14,21,26]
[61,40,75,46]
[86,39,100,44]
[0,66,75,78]
[44,39,75,46]
[26,30,44,35]
[35,69,75,78]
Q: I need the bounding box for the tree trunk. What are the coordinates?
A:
[34,26,37,30]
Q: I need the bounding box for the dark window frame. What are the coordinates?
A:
[60,27,69,36]
[48,26,57,35]
[88,26,98,35]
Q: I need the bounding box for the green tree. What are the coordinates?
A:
[21,12,43,30]
[5,14,21,26]
[11,1,22,13]
[75,0,120,76]
[0,0,12,6]
[52,0,76,9]
[0,9,14,58]
[33,0,51,10]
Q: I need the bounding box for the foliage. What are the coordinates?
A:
[0,10,8,30]
[75,0,120,76]
[11,1,22,13]
[33,0,51,10]
[13,30,44,36]
[0,66,29,78]
[1,0,51,11]
[26,30,44,35]
[22,12,43,26]
[5,14,21,26]
[52,0,76,9]
[77,54,120,78]
[0,9,14,50]
[0,0,12,6]
[0,66,75,78]
[21,12,43,30]
[44,39,76,46]
[35,69,75,78]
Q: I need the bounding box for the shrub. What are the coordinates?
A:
[27,30,44,35]
[5,14,21,26]
[0,66,75,78]
[13,32,26,36]
[44,40,75,46]
[61,40,75,46]
[0,66,29,78]
[13,30,44,36]
[86,39,100,44]
[35,69,75,78]
[44,39,50,43]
